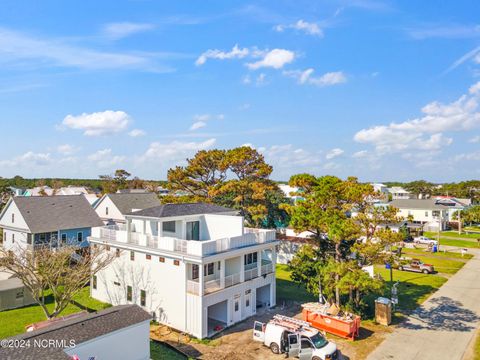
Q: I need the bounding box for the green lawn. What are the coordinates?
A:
[401,247,474,259]
[475,331,480,360]
[375,266,447,311]
[0,286,110,339]
[276,264,316,303]
[400,250,469,274]
[150,340,187,360]
[424,231,480,240]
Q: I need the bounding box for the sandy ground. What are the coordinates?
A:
[150,302,392,360]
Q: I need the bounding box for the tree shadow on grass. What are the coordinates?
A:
[400,296,479,332]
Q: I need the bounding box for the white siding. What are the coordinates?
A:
[0,201,29,231]
[203,214,243,240]
[95,196,125,224]
[64,321,150,360]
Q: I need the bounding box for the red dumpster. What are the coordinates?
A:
[301,303,361,340]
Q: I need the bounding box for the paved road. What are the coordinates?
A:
[368,248,480,360]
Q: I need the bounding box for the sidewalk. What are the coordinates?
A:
[368,249,480,360]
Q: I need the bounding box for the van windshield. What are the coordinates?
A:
[309,334,328,349]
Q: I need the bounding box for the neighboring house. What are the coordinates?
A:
[89,203,278,339]
[116,189,149,194]
[388,187,413,200]
[0,277,36,311]
[23,186,99,205]
[278,184,303,203]
[389,199,461,231]
[94,192,161,225]
[24,186,54,196]
[9,187,26,196]
[371,183,389,201]
[0,305,151,360]
[0,195,104,254]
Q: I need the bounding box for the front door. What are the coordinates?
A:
[244,292,252,317]
[232,296,241,323]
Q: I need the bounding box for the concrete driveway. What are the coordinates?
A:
[368,248,480,360]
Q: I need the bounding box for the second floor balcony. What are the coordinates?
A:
[90,226,277,257]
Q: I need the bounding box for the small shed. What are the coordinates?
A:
[0,277,36,311]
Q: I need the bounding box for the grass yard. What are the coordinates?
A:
[400,249,470,274]
[475,331,480,360]
[424,231,480,240]
[375,266,447,311]
[0,286,110,339]
[276,264,316,303]
[150,340,187,360]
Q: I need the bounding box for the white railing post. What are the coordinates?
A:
[220,259,225,289]
[240,255,245,283]
[257,251,262,278]
[199,263,204,296]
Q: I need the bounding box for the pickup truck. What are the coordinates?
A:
[396,259,434,274]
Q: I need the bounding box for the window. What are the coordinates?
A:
[186,221,200,240]
[140,290,146,306]
[301,339,312,349]
[159,257,165,263]
[162,221,176,233]
[12,233,14,243]
[15,290,24,299]
[146,254,151,260]
[39,233,46,242]
[234,300,239,312]
[218,261,221,271]
[92,275,97,290]
[425,211,429,217]
[61,233,67,243]
[127,285,132,301]
[192,264,199,280]
[116,249,120,257]
[204,263,214,276]
[114,281,120,286]
[77,232,83,242]
[173,259,180,266]
[246,298,250,308]
[244,252,258,266]
[11,213,14,223]
[27,234,32,245]
[105,207,109,216]
[130,251,135,261]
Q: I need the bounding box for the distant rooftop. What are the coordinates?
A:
[127,202,236,218]
[0,305,151,360]
[6,195,103,233]
[100,192,161,215]
[390,198,465,210]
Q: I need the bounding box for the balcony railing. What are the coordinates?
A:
[91,226,276,257]
[187,280,200,295]
[225,273,241,288]
[261,263,273,275]
[244,267,258,281]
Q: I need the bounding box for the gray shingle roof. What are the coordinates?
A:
[390,199,462,210]
[13,195,104,233]
[127,202,236,218]
[0,305,152,360]
[105,192,161,215]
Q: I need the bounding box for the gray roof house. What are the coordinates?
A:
[0,195,104,251]
[126,203,237,218]
[0,305,152,360]
[94,192,161,224]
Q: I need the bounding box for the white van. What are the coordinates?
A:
[253,315,339,360]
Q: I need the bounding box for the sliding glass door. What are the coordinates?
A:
[186,221,200,240]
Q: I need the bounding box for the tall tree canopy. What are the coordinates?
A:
[284,175,403,312]
[165,147,289,227]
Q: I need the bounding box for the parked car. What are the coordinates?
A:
[396,258,435,274]
[253,315,339,359]
[413,236,437,245]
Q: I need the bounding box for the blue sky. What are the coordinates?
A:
[0,0,480,182]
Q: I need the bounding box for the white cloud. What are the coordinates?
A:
[0,27,170,72]
[259,144,322,171]
[407,24,480,40]
[454,151,480,162]
[62,110,130,136]
[284,68,347,87]
[246,49,295,70]
[128,129,146,137]
[57,144,78,155]
[141,138,216,161]
[326,148,344,160]
[190,121,207,131]
[352,150,368,158]
[354,82,480,154]
[0,151,52,167]
[193,114,211,122]
[469,135,480,143]
[195,44,249,66]
[88,149,126,168]
[102,22,155,40]
[444,45,480,74]
[274,20,323,37]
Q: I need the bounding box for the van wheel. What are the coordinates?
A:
[398,266,403,271]
[270,342,280,354]
[422,269,429,274]
[312,357,321,360]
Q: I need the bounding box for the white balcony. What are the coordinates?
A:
[91,226,276,257]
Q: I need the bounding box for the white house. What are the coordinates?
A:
[0,195,104,255]
[89,203,278,339]
[0,304,152,360]
[94,192,161,225]
[388,186,413,200]
[389,199,458,231]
